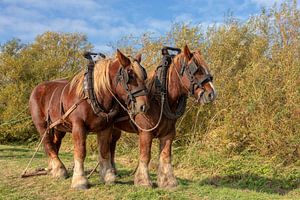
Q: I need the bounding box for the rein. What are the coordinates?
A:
[107,86,165,132]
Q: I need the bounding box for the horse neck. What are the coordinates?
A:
[96,90,114,111]
[167,63,184,106]
[95,60,118,111]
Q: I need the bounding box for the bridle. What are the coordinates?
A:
[115,61,148,108]
[153,47,214,120]
[83,52,147,118]
[179,57,214,96]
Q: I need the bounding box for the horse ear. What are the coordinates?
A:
[183,44,193,60]
[135,53,142,63]
[195,49,202,55]
[116,49,131,67]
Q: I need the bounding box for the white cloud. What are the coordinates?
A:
[0,0,144,49]
[174,13,195,23]
[93,44,113,54]
[144,18,171,34]
[2,0,286,53]
[250,0,285,7]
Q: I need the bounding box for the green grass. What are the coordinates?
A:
[1,143,300,200]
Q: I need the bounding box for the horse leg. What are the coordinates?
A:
[97,127,116,184]
[71,121,89,189]
[110,129,121,175]
[53,130,66,154]
[134,131,153,187]
[31,114,67,179]
[157,132,178,188]
[48,130,67,178]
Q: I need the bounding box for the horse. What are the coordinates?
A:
[111,45,217,188]
[29,49,149,189]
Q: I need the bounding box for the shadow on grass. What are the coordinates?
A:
[88,168,160,187]
[0,147,44,158]
[199,173,300,195]
[0,146,73,159]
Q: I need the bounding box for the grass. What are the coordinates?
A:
[1,139,300,200]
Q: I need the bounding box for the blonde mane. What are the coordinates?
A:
[70,59,113,98]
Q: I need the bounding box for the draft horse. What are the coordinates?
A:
[29,49,149,189]
[112,45,217,188]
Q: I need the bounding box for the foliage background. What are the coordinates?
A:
[0,0,299,166]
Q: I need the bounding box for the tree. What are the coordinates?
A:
[0,32,92,143]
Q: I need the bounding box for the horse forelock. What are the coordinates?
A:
[125,55,146,82]
[70,59,113,98]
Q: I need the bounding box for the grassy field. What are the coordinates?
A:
[1,140,300,200]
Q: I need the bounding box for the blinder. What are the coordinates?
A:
[116,67,129,84]
[188,60,199,75]
[180,59,214,95]
[116,64,148,106]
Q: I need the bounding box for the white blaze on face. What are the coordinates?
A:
[208,82,217,100]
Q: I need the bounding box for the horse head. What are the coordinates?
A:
[112,49,149,115]
[173,45,217,104]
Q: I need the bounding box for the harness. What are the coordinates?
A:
[154,46,214,119]
[179,58,213,95]
[83,52,147,118]
[154,47,187,120]
[115,64,148,107]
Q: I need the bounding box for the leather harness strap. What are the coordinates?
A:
[154,47,187,120]
[83,52,148,119]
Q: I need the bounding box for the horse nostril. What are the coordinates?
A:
[208,92,214,101]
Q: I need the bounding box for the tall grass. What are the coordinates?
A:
[0,1,299,165]
[114,0,300,163]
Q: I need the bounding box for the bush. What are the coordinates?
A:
[0,1,299,164]
[114,0,300,162]
[0,32,91,143]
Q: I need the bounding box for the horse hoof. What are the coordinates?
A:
[51,167,68,179]
[104,171,116,185]
[134,170,152,187]
[134,181,153,187]
[158,176,178,188]
[71,176,89,190]
[71,184,89,190]
[134,177,153,188]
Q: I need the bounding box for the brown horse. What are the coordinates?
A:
[111,45,217,188]
[29,50,149,189]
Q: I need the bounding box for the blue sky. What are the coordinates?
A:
[0,0,284,53]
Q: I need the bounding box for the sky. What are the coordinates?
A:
[0,0,286,53]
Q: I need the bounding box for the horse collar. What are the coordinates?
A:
[83,60,118,119]
[154,54,187,120]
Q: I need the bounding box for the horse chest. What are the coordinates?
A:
[85,116,111,132]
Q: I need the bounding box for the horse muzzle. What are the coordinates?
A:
[130,96,149,116]
[197,86,217,104]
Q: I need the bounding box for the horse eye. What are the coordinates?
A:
[127,70,135,80]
